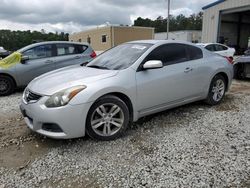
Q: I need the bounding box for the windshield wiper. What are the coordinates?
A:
[80,62,88,66]
[87,65,109,70]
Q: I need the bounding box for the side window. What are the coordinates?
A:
[205,45,215,51]
[56,44,77,56]
[145,44,189,66]
[221,45,228,50]
[215,44,227,51]
[76,45,87,53]
[186,45,203,60]
[23,45,52,60]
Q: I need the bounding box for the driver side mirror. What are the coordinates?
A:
[143,60,163,70]
[21,55,29,64]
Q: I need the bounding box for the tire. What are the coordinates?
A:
[234,64,245,80]
[86,95,130,141]
[205,75,226,105]
[0,75,15,96]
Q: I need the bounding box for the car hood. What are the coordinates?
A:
[28,66,119,95]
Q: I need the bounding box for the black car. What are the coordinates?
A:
[234,48,250,79]
[0,47,11,59]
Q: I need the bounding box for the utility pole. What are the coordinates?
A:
[167,0,170,40]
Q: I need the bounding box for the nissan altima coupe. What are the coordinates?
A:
[20,40,234,140]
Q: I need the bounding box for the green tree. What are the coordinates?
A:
[0,30,69,51]
[133,12,203,33]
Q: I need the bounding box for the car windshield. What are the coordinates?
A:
[87,43,152,70]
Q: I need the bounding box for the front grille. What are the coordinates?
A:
[24,89,42,103]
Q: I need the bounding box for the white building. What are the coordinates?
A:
[154,30,202,43]
[202,0,250,52]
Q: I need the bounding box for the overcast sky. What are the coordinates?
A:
[0,0,213,33]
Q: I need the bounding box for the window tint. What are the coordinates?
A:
[186,45,203,60]
[56,44,77,56]
[205,45,215,51]
[102,35,107,43]
[221,45,228,50]
[145,44,189,66]
[23,45,52,59]
[215,44,227,51]
[76,45,87,53]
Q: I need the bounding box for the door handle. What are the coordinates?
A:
[75,56,81,59]
[184,67,193,73]
[44,60,53,64]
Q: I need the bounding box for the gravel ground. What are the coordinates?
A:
[0,80,250,188]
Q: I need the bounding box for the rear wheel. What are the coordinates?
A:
[86,95,130,141]
[205,75,226,105]
[234,64,245,79]
[0,75,15,96]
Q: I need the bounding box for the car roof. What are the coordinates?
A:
[196,43,206,46]
[31,41,89,46]
[18,41,89,52]
[127,39,196,46]
[196,43,229,47]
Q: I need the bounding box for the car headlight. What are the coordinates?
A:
[45,85,86,108]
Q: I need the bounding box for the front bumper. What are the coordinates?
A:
[20,96,93,139]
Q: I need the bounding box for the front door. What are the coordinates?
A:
[136,43,206,114]
[16,44,55,86]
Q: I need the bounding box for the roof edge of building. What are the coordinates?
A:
[69,25,154,36]
[113,25,155,30]
[155,30,202,34]
[202,0,226,10]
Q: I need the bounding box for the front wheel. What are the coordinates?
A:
[86,95,130,141]
[0,75,15,96]
[205,75,226,105]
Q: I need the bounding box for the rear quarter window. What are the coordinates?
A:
[214,44,227,51]
[186,45,203,60]
[205,45,215,51]
[76,45,88,53]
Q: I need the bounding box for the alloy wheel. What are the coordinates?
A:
[212,79,225,102]
[0,79,9,92]
[90,103,124,137]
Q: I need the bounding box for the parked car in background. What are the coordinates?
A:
[234,48,250,79]
[196,43,235,60]
[20,40,234,140]
[0,41,96,96]
[0,47,11,59]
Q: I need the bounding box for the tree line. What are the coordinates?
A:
[134,12,203,33]
[0,12,203,51]
[0,30,69,51]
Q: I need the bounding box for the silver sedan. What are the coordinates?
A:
[20,40,234,140]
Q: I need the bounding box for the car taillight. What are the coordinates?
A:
[90,51,97,58]
[224,56,234,64]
